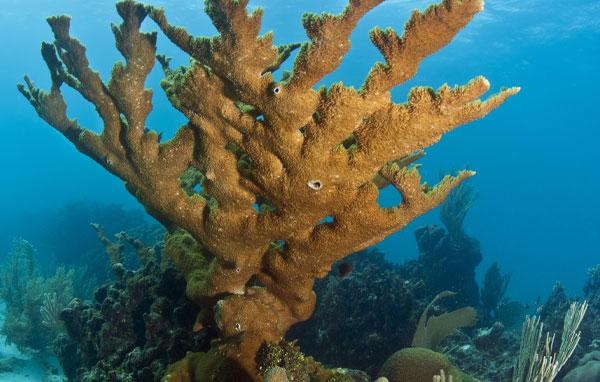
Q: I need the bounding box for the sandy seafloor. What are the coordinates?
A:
[0,303,65,382]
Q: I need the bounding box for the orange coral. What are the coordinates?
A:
[19,0,518,379]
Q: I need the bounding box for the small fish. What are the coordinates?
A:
[338,262,353,278]
[193,321,204,332]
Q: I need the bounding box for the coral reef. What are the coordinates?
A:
[11,201,158,285]
[0,239,75,352]
[403,181,483,308]
[481,263,510,324]
[440,323,519,382]
[289,250,423,376]
[513,301,587,382]
[411,291,477,350]
[20,0,517,378]
[580,265,600,351]
[408,224,482,307]
[536,265,600,379]
[292,249,480,378]
[378,347,478,382]
[289,183,525,380]
[256,340,369,382]
[563,351,600,382]
[54,228,214,382]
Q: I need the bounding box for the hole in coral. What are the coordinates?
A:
[318,216,334,225]
[343,134,357,149]
[377,185,403,208]
[249,276,265,288]
[235,101,256,114]
[143,62,188,141]
[307,180,323,191]
[256,114,265,121]
[312,111,321,123]
[179,166,206,196]
[61,85,104,133]
[226,142,254,173]
[254,196,276,213]
[265,44,300,83]
[271,240,286,253]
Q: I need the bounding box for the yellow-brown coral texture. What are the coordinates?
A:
[19,0,518,379]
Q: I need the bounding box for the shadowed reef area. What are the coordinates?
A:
[2,186,596,382]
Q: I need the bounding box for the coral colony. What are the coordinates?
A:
[19,0,525,380]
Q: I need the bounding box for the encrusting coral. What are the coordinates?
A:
[19,0,518,379]
[54,227,213,382]
[290,249,422,376]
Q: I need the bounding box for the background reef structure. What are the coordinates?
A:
[19,0,518,379]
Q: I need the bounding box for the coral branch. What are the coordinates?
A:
[289,0,384,90]
[362,0,484,95]
[46,15,123,149]
[19,1,205,234]
[352,77,520,173]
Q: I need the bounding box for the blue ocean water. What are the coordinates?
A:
[0,0,598,313]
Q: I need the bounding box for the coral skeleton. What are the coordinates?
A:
[19,0,518,379]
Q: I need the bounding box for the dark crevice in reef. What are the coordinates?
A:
[54,241,217,382]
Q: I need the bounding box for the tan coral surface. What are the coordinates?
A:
[19,0,518,379]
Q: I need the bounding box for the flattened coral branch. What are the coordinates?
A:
[261,166,474,299]
[19,2,205,233]
[352,77,520,174]
[362,0,484,95]
[373,150,426,189]
[148,2,296,103]
[148,1,312,167]
[288,0,384,90]
[17,75,106,161]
